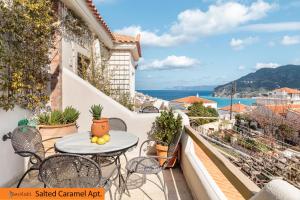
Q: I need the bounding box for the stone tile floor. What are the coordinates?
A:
[12,165,193,200]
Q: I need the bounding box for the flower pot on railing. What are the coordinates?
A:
[156,143,180,167]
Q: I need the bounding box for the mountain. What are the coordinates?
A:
[213,65,300,97]
[171,85,217,91]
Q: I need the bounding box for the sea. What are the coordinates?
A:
[137,90,256,108]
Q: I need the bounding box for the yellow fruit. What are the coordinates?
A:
[103,134,110,142]
[91,136,98,143]
[97,137,106,145]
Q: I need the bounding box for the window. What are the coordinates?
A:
[77,53,90,79]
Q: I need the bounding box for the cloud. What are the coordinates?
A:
[139,55,200,70]
[238,65,246,70]
[115,1,274,47]
[240,22,300,32]
[281,35,300,45]
[230,36,258,50]
[171,1,274,36]
[114,26,188,47]
[255,62,280,69]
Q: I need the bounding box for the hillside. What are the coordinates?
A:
[213,65,300,97]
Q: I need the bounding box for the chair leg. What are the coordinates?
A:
[17,168,34,188]
[122,153,128,163]
[109,189,113,200]
[156,174,167,200]
[119,171,131,200]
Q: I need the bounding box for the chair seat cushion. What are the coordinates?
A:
[126,157,161,174]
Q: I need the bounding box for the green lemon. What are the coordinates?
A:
[97,137,106,145]
[103,134,110,142]
[91,136,98,143]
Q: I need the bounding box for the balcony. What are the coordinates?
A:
[1,70,299,199]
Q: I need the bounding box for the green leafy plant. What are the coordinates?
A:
[90,104,103,120]
[63,106,80,124]
[37,113,50,125]
[187,102,219,125]
[150,110,182,145]
[0,0,57,111]
[49,110,64,125]
[37,107,80,125]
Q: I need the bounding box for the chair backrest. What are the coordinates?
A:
[141,106,159,113]
[39,154,101,188]
[10,126,45,159]
[165,130,183,167]
[109,118,127,131]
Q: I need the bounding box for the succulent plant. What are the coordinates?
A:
[89,104,103,120]
[49,110,64,125]
[37,107,80,125]
[63,106,80,124]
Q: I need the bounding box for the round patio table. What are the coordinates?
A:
[54,130,139,191]
[55,130,139,155]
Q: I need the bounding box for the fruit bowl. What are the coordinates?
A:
[91,134,110,145]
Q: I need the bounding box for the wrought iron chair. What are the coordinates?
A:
[141,106,159,113]
[109,118,127,132]
[6,126,61,187]
[96,118,129,190]
[39,154,117,199]
[119,129,183,200]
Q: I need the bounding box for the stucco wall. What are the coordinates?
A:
[0,106,31,187]
[177,111,227,200]
[62,68,157,155]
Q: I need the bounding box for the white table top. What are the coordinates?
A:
[55,131,139,154]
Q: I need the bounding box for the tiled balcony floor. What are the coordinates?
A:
[11,163,193,200]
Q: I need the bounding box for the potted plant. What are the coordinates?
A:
[37,106,80,155]
[89,104,110,144]
[151,110,182,167]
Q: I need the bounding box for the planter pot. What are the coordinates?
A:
[38,123,78,156]
[91,118,110,137]
[156,143,180,168]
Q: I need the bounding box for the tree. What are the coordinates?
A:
[187,102,219,125]
[0,0,56,111]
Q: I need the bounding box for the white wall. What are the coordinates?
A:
[62,68,158,155]
[0,106,31,187]
[177,111,227,200]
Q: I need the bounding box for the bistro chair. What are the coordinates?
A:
[109,118,127,132]
[39,154,117,199]
[119,129,183,200]
[141,106,159,113]
[96,118,129,190]
[5,126,61,187]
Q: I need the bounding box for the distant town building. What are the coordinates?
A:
[170,96,217,110]
[219,103,250,119]
[255,87,300,105]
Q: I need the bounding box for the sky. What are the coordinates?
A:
[94,0,300,90]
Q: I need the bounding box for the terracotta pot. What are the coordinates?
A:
[91,118,110,137]
[156,143,180,167]
[38,123,78,156]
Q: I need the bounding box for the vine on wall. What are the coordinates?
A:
[0,0,57,111]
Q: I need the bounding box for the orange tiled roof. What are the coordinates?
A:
[274,87,300,94]
[219,103,248,113]
[85,0,114,40]
[173,96,216,104]
[265,104,300,115]
[85,1,142,57]
[113,33,142,57]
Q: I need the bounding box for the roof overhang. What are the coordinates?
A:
[60,0,114,48]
